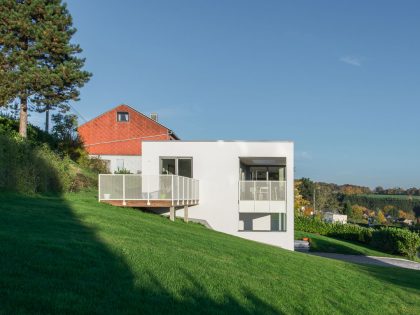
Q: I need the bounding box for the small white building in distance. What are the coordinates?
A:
[324,212,347,224]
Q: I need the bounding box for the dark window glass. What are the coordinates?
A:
[161,159,176,175]
[178,159,192,178]
[160,158,193,178]
[117,112,129,122]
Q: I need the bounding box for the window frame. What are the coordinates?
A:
[159,156,193,178]
[116,111,130,122]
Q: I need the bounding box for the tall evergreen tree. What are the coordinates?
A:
[0,0,91,137]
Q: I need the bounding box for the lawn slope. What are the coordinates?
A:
[0,191,419,315]
[295,231,399,257]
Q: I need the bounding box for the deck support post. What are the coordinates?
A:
[170,206,175,221]
[184,205,189,223]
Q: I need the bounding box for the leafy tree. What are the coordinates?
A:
[383,205,397,217]
[0,0,91,137]
[340,184,371,195]
[51,112,82,160]
[298,178,315,202]
[376,210,387,225]
[294,180,310,215]
[351,205,367,220]
[343,201,353,217]
[374,186,384,194]
[51,112,77,142]
[315,183,340,212]
[398,210,407,219]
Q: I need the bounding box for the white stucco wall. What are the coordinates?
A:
[142,141,294,250]
[91,155,142,174]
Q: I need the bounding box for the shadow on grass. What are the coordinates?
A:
[0,193,282,314]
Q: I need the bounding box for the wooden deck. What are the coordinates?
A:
[100,200,199,208]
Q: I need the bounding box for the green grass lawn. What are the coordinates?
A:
[295,231,398,257]
[0,191,419,314]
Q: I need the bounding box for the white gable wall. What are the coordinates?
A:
[142,141,294,250]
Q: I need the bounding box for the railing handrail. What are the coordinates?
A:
[238,180,287,183]
[238,180,286,202]
[99,173,193,179]
[98,174,199,204]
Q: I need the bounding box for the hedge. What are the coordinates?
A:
[295,216,420,259]
[371,228,420,259]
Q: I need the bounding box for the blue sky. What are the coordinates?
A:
[28,1,420,188]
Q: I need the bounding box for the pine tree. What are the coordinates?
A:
[0,0,91,137]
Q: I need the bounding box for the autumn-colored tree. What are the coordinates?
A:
[351,205,367,220]
[340,185,371,195]
[294,180,310,216]
[376,210,387,224]
[382,205,400,218]
[303,207,314,217]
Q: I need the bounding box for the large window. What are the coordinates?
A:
[117,112,129,122]
[247,166,286,181]
[160,157,192,178]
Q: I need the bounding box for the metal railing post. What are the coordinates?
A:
[254,180,256,211]
[192,179,194,203]
[122,174,126,206]
[171,175,174,206]
[147,175,150,205]
[183,177,185,205]
[98,174,101,201]
[187,178,189,204]
[177,176,180,206]
[269,181,272,212]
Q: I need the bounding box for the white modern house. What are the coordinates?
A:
[99,140,294,250]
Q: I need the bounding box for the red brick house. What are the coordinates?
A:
[78,104,179,173]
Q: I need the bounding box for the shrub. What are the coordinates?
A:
[0,133,94,194]
[296,215,420,259]
[328,224,373,244]
[77,151,110,174]
[295,216,372,243]
[114,168,132,174]
[0,115,59,149]
[371,228,420,259]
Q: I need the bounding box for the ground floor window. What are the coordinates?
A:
[239,213,287,232]
[116,159,124,170]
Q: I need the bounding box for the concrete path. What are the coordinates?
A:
[308,252,420,271]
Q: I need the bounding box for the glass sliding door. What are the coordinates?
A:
[248,166,286,181]
[178,158,192,178]
[160,157,193,178]
[161,158,176,175]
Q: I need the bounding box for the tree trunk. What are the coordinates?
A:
[45,106,50,133]
[19,97,28,138]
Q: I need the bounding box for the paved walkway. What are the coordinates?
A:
[308,252,420,270]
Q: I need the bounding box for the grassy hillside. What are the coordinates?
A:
[345,194,420,215]
[0,191,419,314]
[356,194,420,201]
[295,231,399,257]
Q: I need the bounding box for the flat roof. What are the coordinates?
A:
[143,140,293,143]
